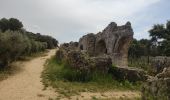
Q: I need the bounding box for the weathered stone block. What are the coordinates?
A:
[142,78,170,100]
[110,66,147,82]
[142,67,170,100]
[90,56,112,74]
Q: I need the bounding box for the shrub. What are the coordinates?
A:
[25,32,58,49]
[0,31,49,68]
[0,31,27,66]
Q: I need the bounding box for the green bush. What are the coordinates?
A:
[0,31,49,68]
[61,65,92,82]
[0,31,27,66]
[26,32,58,49]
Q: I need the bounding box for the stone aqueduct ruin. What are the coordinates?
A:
[57,21,147,82]
[78,22,133,67]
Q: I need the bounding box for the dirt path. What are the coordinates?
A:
[0,49,57,100]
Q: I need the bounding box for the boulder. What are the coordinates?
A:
[110,66,147,82]
[67,50,90,71]
[142,67,170,99]
[142,78,170,100]
[66,50,112,74]
[90,56,112,74]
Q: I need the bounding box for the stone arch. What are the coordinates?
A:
[95,40,107,55]
[112,34,119,53]
[111,36,132,67]
[112,36,131,55]
[80,45,83,50]
[117,37,128,53]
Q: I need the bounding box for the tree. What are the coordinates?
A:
[0,18,9,32]
[26,32,59,48]
[149,20,170,56]
[8,18,23,31]
[128,39,152,58]
[0,18,23,32]
[128,39,142,58]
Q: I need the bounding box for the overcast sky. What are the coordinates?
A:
[0,0,170,43]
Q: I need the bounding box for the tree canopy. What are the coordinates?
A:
[149,20,170,56]
[129,20,170,58]
[0,18,23,32]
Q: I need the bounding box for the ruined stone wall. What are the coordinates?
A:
[78,22,134,67]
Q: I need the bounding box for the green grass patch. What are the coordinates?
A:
[42,56,142,97]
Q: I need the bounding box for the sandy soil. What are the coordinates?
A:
[0,49,57,100]
[69,91,141,100]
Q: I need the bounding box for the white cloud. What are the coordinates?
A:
[0,0,161,43]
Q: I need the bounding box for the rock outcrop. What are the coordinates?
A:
[142,67,170,100]
[79,22,134,67]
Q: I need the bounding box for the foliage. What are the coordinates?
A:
[149,20,170,56]
[25,32,58,49]
[0,18,9,32]
[0,18,23,32]
[128,39,151,58]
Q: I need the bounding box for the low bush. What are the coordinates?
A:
[0,31,27,66]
